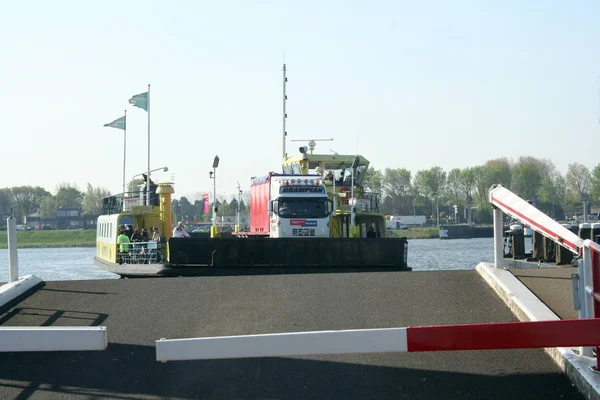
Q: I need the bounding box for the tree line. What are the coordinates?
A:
[0,183,110,222]
[0,183,250,226]
[2,156,597,225]
[362,156,599,223]
[172,196,248,224]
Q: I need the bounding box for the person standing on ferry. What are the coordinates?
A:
[130,228,142,242]
[151,226,161,242]
[172,221,190,238]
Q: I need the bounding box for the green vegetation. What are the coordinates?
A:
[0,226,440,248]
[0,229,96,249]
[361,158,599,225]
[3,156,599,229]
[386,227,439,239]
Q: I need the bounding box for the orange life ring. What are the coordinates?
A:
[339,187,351,204]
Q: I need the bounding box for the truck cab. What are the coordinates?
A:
[268,176,330,238]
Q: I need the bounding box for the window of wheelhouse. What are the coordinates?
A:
[283,164,293,174]
[322,163,368,187]
[291,163,301,174]
[307,161,322,175]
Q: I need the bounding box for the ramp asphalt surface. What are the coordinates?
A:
[0,270,584,399]
[511,266,578,320]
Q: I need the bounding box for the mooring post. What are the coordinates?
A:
[493,207,503,268]
[7,217,18,282]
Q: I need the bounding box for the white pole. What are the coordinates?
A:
[350,170,356,227]
[333,176,337,214]
[493,207,504,268]
[282,64,287,161]
[146,84,151,206]
[580,246,594,357]
[7,217,18,282]
[582,246,594,320]
[123,109,127,197]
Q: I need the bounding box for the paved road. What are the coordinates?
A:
[511,266,578,320]
[0,271,584,399]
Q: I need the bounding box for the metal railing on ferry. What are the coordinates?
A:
[101,191,160,215]
[117,241,164,265]
[330,189,381,214]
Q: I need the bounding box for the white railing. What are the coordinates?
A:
[488,185,599,366]
[3,217,108,352]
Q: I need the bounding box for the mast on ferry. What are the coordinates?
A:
[283,64,288,161]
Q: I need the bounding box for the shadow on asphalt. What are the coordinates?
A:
[154,266,413,278]
[0,307,108,326]
[0,344,583,400]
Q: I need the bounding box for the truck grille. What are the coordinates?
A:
[292,228,316,237]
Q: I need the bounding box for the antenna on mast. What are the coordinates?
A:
[291,138,333,154]
[283,64,288,161]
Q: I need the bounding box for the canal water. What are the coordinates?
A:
[0,238,523,281]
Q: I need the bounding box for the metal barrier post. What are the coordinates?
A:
[580,246,594,357]
[7,217,18,282]
[493,207,503,268]
[591,246,600,370]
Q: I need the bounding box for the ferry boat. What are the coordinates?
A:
[94,179,409,277]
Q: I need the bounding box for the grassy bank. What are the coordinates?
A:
[386,226,439,239]
[0,229,96,249]
[0,226,438,248]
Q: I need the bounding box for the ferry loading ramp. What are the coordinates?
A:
[0,270,583,399]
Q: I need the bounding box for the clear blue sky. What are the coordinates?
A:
[2,1,599,200]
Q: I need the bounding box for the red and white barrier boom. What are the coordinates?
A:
[488,184,583,267]
[489,184,600,365]
[155,185,600,363]
[156,319,600,361]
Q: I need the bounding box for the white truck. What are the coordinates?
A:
[390,215,427,226]
[250,173,331,238]
[386,220,408,230]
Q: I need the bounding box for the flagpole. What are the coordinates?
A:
[123,109,127,199]
[146,84,151,206]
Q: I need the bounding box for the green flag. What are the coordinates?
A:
[104,115,126,130]
[128,91,148,111]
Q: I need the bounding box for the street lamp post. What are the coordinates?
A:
[466,195,473,226]
[210,156,220,238]
[350,155,360,237]
[131,167,168,190]
[236,182,242,231]
[582,193,589,223]
[435,198,439,227]
[131,166,168,205]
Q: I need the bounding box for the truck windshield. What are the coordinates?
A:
[277,198,329,218]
